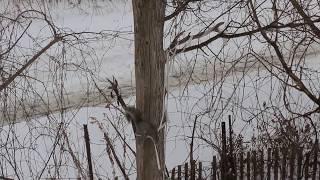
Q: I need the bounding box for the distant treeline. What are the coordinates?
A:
[0,0,128,6]
[0,0,129,12]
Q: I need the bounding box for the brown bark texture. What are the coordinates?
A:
[132,0,166,179]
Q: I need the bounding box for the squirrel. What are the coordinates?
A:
[124,106,158,142]
[106,78,164,172]
[123,106,161,170]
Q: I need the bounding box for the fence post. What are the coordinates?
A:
[83,124,94,180]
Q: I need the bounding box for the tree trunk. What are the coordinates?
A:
[132,0,166,179]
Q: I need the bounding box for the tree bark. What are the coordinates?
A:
[132,0,166,180]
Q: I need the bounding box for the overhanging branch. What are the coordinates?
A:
[167,18,320,55]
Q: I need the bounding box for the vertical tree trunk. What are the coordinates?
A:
[132,0,166,179]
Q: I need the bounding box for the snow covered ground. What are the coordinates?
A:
[2,51,320,178]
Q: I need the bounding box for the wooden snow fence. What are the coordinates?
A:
[169,117,320,180]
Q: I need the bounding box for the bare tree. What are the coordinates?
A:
[131,1,166,179]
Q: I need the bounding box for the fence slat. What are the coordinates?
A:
[221,122,227,180]
[305,152,310,180]
[267,148,271,180]
[198,162,202,180]
[191,160,196,180]
[171,167,176,180]
[0,177,13,180]
[274,148,279,180]
[83,124,94,180]
[281,148,287,180]
[211,156,217,180]
[312,140,318,180]
[318,151,320,180]
[297,148,303,180]
[239,152,244,180]
[247,151,250,180]
[260,150,264,180]
[228,116,236,179]
[185,163,188,180]
[252,150,257,180]
[178,165,182,180]
[289,148,295,180]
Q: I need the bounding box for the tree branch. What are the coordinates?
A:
[94,121,130,180]
[164,0,201,21]
[0,36,62,92]
[249,0,320,106]
[0,21,32,57]
[289,0,320,39]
